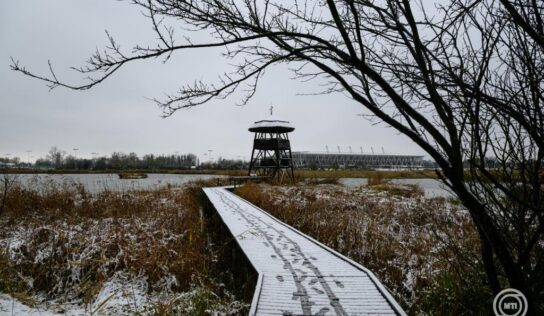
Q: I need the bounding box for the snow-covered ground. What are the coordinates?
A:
[0,272,149,315]
[1,275,244,315]
[0,293,78,315]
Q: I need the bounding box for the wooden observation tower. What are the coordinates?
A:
[248,107,295,182]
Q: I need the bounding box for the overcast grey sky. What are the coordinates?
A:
[1,0,426,163]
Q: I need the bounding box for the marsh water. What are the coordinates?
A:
[5,173,453,198]
[6,173,222,194]
[339,178,453,198]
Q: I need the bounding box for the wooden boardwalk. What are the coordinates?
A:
[203,187,406,316]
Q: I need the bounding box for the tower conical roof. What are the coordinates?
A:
[249,115,294,133]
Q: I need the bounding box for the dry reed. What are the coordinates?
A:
[235,181,491,314]
[0,177,247,315]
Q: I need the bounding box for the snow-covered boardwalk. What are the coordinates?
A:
[203,187,406,316]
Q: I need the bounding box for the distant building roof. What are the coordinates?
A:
[293,151,424,158]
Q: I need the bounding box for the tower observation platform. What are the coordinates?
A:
[248,107,295,182]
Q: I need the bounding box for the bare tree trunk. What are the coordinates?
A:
[478,226,501,295]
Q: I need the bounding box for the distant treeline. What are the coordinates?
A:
[34,148,199,170]
[0,147,249,171]
[199,158,247,170]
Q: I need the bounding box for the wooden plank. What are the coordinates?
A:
[203,187,406,316]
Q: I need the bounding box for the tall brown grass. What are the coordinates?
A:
[0,178,247,314]
[367,171,386,185]
[235,182,491,314]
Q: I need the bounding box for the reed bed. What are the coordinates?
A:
[235,181,491,315]
[0,176,247,315]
